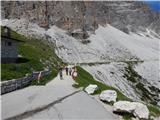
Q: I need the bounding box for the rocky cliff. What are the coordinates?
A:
[1,1,160,35]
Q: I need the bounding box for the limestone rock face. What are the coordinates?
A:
[99,90,117,102]
[85,84,98,94]
[113,101,149,119]
[1,1,160,35]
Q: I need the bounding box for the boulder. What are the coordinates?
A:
[85,84,98,94]
[113,101,135,113]
[157,101,160,107]
[132,102,149,119]
[113,101,149,119]
[99,90,117,102]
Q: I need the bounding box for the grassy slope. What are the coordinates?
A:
[148,105,160,117]
[1,26,63,84]
[75,66,130,101]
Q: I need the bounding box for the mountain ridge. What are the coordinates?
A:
[1,1,160,35]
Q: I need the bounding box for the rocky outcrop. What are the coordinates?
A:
[99,90,117,102]
[113,101,149,119]
[1,1,160,35]
[85,84,98,94]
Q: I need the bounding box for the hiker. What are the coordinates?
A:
[69,67,72,76]
[72,67,78,80]
[65,66,68,75]
[59,67,63,80]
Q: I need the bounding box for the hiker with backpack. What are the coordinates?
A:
[59,67,63,80]
[72,66,78,80]
[69,67,72,76]
[65,66,69,75]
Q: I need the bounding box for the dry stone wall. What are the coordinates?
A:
[1,70,51,94]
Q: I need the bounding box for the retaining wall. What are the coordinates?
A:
[1,70,51,94]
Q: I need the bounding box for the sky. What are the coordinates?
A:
[144,1,160,12]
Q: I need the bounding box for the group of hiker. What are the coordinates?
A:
[59,65,78,80]
[37,65,78,83]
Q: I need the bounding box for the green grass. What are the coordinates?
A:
[31,69,58,85]
[148,105,160,117]
[75,66,130,101]
[1,26,63,84]
[1,60,43,80]
[113,112,134,120]
[122,113,134,120]
[136,83,154,102]
[123,62,141,83]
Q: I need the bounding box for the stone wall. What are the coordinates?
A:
[1,70,51,94]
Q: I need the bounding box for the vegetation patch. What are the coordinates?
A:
[1,61,43,80]
[1,26,63,84]
[136,83,154,102]
[122,113,135,120]
[113,111,135,120]
[31,69,58,85]
[74,66,130,101]
[123,62,141,83]
[149,86,160,93]
[123,62,158,104]
[148,104,160,117]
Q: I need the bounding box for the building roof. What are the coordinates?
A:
[1,36,24,42]
[1,26,24,42]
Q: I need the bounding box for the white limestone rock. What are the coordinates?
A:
[132,102,149,119]
[157,101,160,107]
[85,84,98,94]
[99,90,117,102]
[113,101,135,113]
[113,101,149,119]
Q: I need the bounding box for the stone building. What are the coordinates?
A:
[1,27,22,63]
